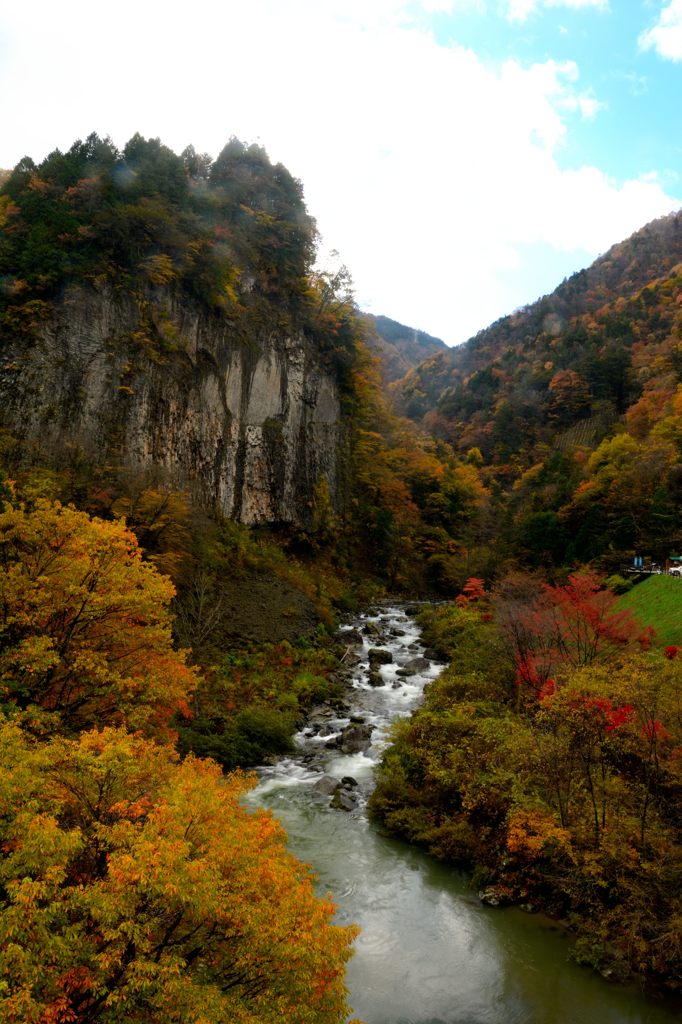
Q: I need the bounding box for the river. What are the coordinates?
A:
[249,605,679,1024]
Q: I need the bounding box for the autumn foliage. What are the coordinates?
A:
[456,577,486,605]
[0,723,359,1023]
[0,500,198,737]
[371,601,682,990]
[495,572,653,703]
[0,497,361,1022]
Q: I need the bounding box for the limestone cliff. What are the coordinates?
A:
[0,286,343,525]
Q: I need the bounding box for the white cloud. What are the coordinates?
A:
[420,0,463,11]
[549,0,608,8]
[639,0,682,61]
[559,94,605,118]
[0,0,677,345]
[505,0,608,24]
[617,71,648,97]
[506,0,537,20]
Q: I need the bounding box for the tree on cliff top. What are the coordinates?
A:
[0,133,317,322]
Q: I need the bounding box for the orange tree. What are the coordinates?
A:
[0,500,198,738]
[0,722,360,1023]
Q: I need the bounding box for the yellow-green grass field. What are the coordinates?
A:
[616,574,682,648]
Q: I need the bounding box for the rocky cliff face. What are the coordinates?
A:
[0,286,343,525]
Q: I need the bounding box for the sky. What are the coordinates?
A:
[1,0,681,345]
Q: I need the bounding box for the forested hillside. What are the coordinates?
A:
[364,314,446,384]
[395,211,682,421]
[0,134,315,317]
[392,211,682,572]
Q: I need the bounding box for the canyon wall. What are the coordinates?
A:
[0,286,343,525]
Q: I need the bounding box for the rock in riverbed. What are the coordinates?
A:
[363,621,383,638]
[368,648,393,667]
[314,775,343,797]
[331,787,358,811]
[396,657,431,677]
[339,723,373,753]
[314,774,360,812]
[478,886,512,907]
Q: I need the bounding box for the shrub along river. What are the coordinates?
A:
[250,605,679,1024]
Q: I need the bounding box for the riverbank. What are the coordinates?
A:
[368,602,682,1000]
[251,603,681,1024]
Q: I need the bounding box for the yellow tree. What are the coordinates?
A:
[0,722,360,1023]
[0,500,198,738]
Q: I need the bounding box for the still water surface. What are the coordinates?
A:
[250,606,678,1024]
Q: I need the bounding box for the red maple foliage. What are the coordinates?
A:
[461,577,486,602]
[498,572,654,704]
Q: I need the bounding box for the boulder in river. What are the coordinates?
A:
[478,886,512,907]
[339,723,373,753]
[313,775,342,797]
[331,786,358,812]
[397,656,431,677]
[307,703,337,725]
[337,628,363,645]
[368,648,393,667]
[368,670,384,688]
[363,621,382,638]
[314,774,360,811]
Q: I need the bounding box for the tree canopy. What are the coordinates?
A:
[0,499,198,738]
[0,722,359,1023]
[0,133,316,323]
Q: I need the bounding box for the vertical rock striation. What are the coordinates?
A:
[0,286,343,525]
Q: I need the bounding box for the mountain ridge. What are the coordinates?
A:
[386,206,682,570]
[363,313,446,384]
[393,209,682,423]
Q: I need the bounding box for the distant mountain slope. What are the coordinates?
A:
[364,313,446,384]
[389,209,682,570]
[394,210,682,425]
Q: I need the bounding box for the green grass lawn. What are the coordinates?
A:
[616,574,682,647]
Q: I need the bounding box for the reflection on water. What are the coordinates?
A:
[250,606,679,1024]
